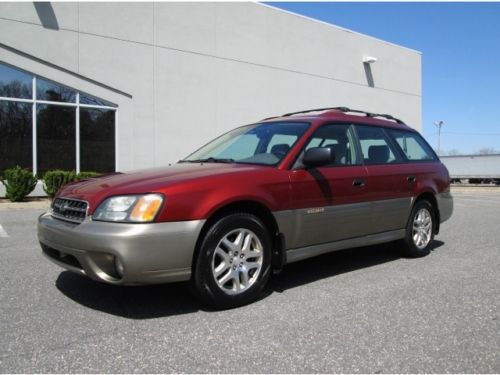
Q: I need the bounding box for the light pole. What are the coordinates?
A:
[434,120,444,154]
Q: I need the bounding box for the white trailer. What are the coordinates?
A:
[440,154,500,184]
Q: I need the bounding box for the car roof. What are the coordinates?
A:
[261,107,415,131]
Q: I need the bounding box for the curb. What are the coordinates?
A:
[451,186,500,194]
[0,199,51,211]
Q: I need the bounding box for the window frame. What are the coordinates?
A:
[0,62,118,175]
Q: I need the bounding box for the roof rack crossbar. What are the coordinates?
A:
[280,106,405,124]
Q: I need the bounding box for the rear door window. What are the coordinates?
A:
[355,125,402,165]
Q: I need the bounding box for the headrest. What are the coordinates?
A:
[368,145,389,163]
[270,143,291,155]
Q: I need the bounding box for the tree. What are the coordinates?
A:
[477,148,498,155]
[446,149,462,156]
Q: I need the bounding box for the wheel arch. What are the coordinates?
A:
[191,200,285,274]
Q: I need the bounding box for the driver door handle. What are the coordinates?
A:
[353,178,365,187]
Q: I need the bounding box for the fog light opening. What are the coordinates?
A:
[114,256,125,278]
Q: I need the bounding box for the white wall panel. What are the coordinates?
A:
[154,2,216,55]
[0,19,79,72]
[79,2,154,45]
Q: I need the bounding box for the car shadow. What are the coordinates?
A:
[268,244,398,293]
[56,240,445,318]
[267,239,444,293]
[56,272,202,318]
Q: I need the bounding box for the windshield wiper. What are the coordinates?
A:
[179,157,235,164]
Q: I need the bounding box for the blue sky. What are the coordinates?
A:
[268,2,500,154]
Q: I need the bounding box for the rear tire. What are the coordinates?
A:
[192,212,272,309]
[399,200,435,257]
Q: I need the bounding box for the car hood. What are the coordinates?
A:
[57,163,267,205]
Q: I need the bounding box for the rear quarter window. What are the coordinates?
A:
[389,130,437,162]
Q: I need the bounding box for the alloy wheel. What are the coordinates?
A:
[212,228,264,295]
[412,208,433,249]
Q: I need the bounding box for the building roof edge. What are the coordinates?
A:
[258,3,422,55]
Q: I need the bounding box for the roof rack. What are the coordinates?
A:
[279,106,405,124]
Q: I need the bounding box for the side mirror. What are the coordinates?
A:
[302,147,334,168]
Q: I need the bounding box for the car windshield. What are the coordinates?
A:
[182,122,309,166]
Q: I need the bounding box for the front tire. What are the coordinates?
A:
[192,213,272,309]
[399,200,435,257]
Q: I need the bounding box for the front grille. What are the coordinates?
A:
[52,198,88,223]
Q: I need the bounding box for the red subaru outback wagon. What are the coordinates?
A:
[38,107,453,308]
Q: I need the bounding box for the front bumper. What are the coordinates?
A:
[37,212,205,285]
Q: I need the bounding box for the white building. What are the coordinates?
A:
[0,2,421,195]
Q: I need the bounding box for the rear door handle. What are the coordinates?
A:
[407,175,416,183]
[353,178,365,187]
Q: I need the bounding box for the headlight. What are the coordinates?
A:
[93,194,164,223]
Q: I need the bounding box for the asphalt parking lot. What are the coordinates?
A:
[0,188,499,373]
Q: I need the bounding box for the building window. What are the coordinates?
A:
[0,63,32,99]
[0,101,33,172]
[80,108,115,173]
[0,62,117,175]
[37,77,76,103]
[37,104,76,173]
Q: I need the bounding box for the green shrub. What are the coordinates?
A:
[77,171,101,180]
[42,170,77,198]
[0,166,38,202]
[42,170,101,198]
